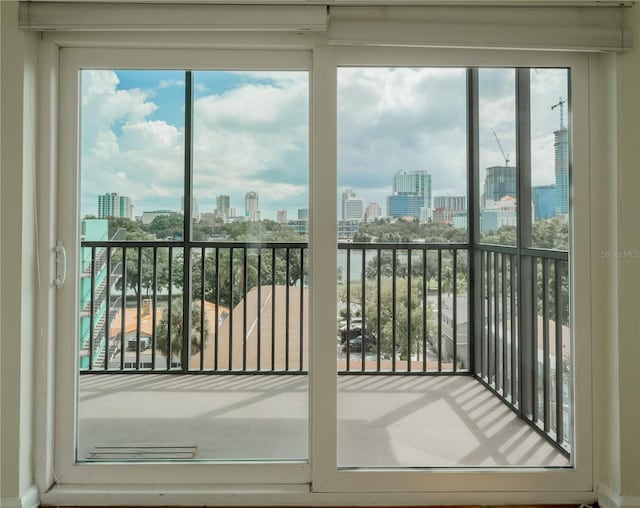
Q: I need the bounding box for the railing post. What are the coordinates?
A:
[516,67,534,417]
[467,68,481,376]
[181,70,194,374]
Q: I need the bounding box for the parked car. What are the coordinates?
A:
[342,334,376,352]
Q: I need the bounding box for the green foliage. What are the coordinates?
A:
[355,219,467,244]
[339,278,436,361]
[170,246,307,311]
[147,214,184,240]
[107,217,147,240]
[155,298,208,360]
[532,219,569,250]
[480,225,516,246]
[481,219,568,250]
[215,220,305,242]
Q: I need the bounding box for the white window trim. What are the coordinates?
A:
[36,31,601,506]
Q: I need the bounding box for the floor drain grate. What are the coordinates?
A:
[87,445,197,460]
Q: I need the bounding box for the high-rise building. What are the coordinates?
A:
[277,209,288,223]
[533,184,556,220]
[554,127,569,216]
[297,208,309,220]
[433,195,467,224]
[480,196,517,233]
[344,199,364,221]
[98,192,133,219]
[341,189,356,221]
[364,202,382,222]
[392,170,432,209]
[483,166,517,203]
[433,195,467,211]
[341,189,364,221]
[387,194,423,218]
[245,191,260,222]
[98,193,118,218]
[119,196,133,219]
[216,195,231,219]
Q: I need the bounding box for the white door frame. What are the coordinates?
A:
[41,39,596,503]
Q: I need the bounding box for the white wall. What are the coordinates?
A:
[599,4,640,507]
[0,1,39,507]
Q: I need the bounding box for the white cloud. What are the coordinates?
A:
[81,70,184,216]
[158,79,185,89]
[80,67,568,221]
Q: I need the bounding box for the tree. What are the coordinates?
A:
[155,298,209,361]
[107,217,146,239]
[120,246,170,298]
[107,218,169,298]
[147,214,184,239]
[481,225,516,246]
[363,278,436,361]
[167,220,308,310]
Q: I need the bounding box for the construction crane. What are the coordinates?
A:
[493,131,510,167]
[551,97,566,129]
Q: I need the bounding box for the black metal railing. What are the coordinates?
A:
[79,239,571,454]
[80,241,308,373]
[337,243,469,374]
[475,244,570,454]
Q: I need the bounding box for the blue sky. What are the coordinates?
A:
[80,67,567,221]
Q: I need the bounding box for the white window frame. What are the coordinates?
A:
[311,47,593,496]
[55,47,314,488]
[40,37,597,506]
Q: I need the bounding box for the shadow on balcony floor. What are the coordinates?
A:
[77,374,568,467]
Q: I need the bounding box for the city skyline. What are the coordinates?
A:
[80,68,568,221]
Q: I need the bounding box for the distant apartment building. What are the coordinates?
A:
[533,184,556,220]
[483,166,516,205]
[277,209,288,223]
[341,189,364,221]
[364,202,382,222]
[245,191,260,222]
[554,126,569,217]
[433,195,467,224]
[287,219,309,235]
[341,189,355,220]
[344,199,364,221]
[480,196,517,233]
[452,212,468,229]
[387,194,423,219]
[215,195,231,219]
[297,208,309,220]
[98,192,133,219]
[79,219,123,370]
[392,170,432,209]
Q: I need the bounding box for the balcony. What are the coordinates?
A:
[78,239,571,466]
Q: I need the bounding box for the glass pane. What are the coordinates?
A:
[530,68,570,250]
[77,69,309,463]
[337,67,569,469]
[337,67,474,468]
[478,69,517,246]
[78,70,187,461]
[191,70,309,460]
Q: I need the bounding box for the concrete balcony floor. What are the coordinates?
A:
[78,374,569,467]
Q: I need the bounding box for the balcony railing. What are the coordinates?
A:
[79,239,570,455]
